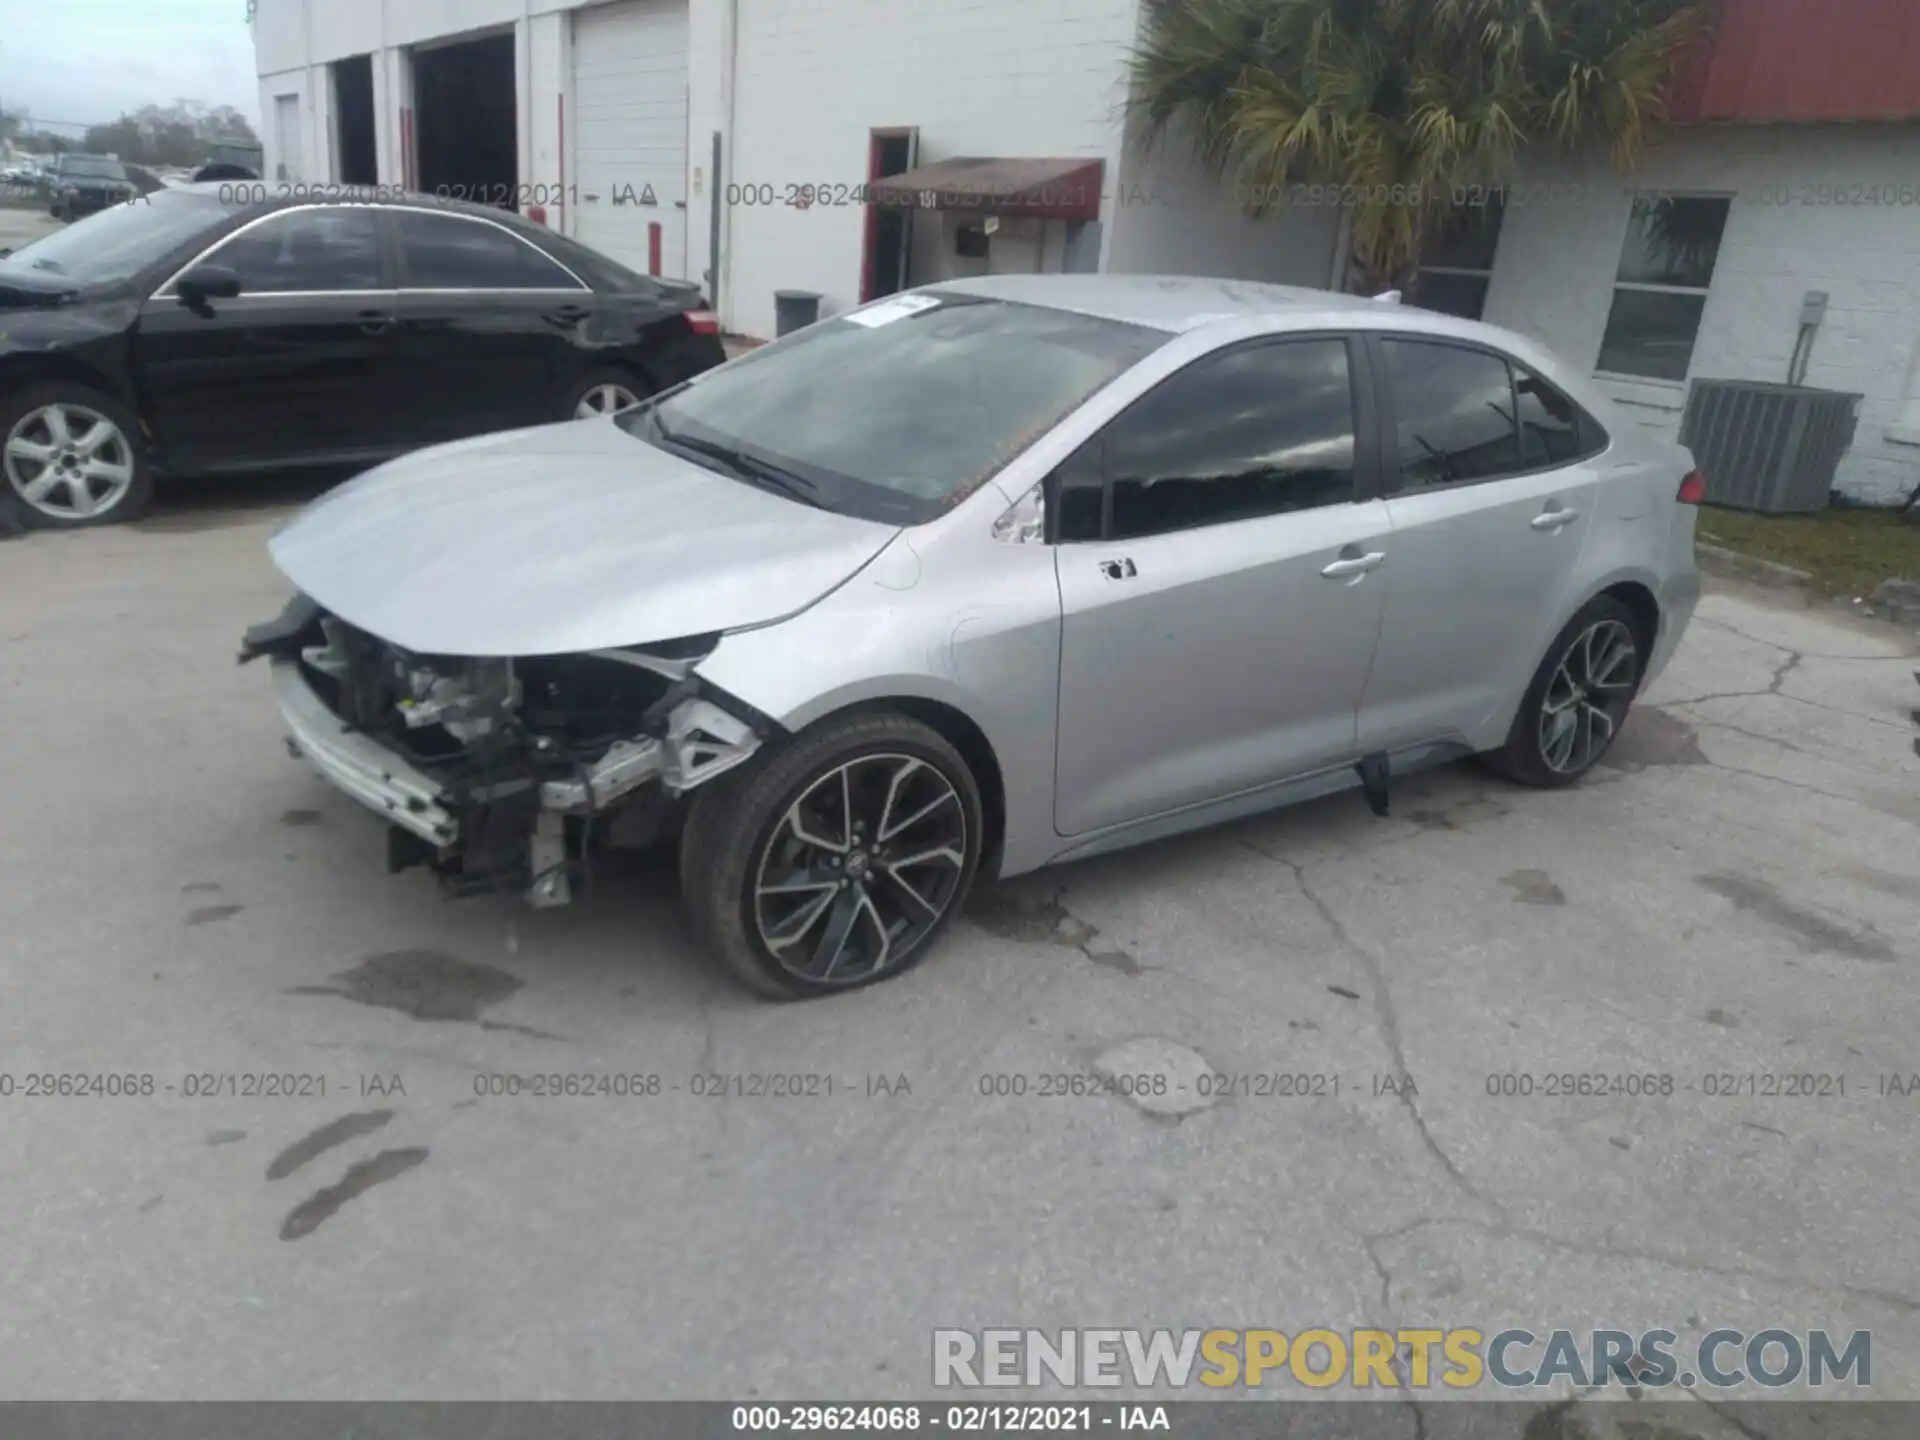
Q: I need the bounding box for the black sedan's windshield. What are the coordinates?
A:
[58,156,126,181]
[0,189,240,285]
[623,293,1164,524]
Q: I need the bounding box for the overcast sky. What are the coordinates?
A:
[0,0,259,134]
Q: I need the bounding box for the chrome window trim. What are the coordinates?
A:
[386,206,591,293]
[151,202,386,299]
[150,201,592,300]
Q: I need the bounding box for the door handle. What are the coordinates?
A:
[1320,551,1386,579]
[1099,558,1137,580]
[545,304,591,327]
[1531,506,1581,531]
[357,310,395,334]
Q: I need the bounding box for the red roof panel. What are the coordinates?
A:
[1670,0,1920,123]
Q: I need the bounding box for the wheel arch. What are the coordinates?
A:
[752,681,1010,880]
[0,355,140,417]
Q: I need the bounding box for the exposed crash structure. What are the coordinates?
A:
[240,594,762,908]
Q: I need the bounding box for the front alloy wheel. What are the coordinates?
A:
[679,713,985,999]
[753,754,968,985]
[0,386,151,527]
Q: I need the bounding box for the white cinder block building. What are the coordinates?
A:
[253,0,1920,503]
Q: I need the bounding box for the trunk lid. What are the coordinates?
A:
[270,419,902,657]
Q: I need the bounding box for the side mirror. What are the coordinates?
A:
[176,263,242,304]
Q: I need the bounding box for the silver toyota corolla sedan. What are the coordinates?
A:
[242,274,1702,999]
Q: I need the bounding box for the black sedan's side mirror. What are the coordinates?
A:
[176,264,242,304]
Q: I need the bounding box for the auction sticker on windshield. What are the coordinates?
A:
[844,294,942,327]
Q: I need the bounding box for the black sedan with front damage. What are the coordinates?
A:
[0,185,725,527]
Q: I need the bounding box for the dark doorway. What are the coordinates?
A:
[411,32,518,208]
[861,128,918,302]
[332,55,378,186]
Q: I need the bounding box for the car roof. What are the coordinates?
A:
[932,273,1390,332]
[166,182,546,228]
[930,272,1626,434]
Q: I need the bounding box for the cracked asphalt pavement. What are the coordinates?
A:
[1,478,1917,1431]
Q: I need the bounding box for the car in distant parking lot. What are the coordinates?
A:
[47,154,138,220]
[241,275,1703,1000]
[0,184,725,526]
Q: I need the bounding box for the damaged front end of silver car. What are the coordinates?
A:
[239,594,763,908]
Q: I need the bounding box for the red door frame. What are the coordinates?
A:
[859,127,918,303]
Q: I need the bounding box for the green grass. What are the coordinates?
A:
[1695,504,1920,598]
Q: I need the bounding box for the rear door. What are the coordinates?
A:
[1053,335,1392,836]
[135,205,403,471]
[384,208,593,444]
[1354,335,1609,754]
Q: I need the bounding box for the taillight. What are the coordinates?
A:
[1677,470,1706,505]
[684,308,719,336]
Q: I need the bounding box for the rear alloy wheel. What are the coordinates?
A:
[1,385,152,528]
[679,713,984,999]
[1487,595,1643,787]
[568,369,647,421]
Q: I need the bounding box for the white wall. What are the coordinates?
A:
[1483,123,1920,505]
[705,0,1144,338]
[1104,121,1346,289]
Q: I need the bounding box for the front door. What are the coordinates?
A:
[383,208,589,444]
[1053,336,1390,837]
[1356,337,1607,752]
[135,205,402,472]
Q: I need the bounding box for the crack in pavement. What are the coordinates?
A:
[1696,615,1906,664]
[1244,841,1508,1225]
[1364,1215,1920,1319]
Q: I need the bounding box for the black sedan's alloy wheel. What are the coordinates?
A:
[0,383,153,528]
[679,713,984,999]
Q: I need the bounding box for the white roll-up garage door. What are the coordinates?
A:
[570,0,691,281]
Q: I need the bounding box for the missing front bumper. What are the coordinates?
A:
[272,658,458,847]
[270,655,762,906]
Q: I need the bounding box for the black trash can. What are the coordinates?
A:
[774,289,822,337]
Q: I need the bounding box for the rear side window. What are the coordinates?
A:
[1382,339,1519,488]
[1383,341,1608,489]
[1085,338,1357,542]
[1515,365,1608,466]
[396,211,582,290]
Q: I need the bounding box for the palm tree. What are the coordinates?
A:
[1128,0,1710,293]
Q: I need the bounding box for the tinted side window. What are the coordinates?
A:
[213,207,383,293]
[1101,339,1356,540]
[1382,339,1520,489]
[1052,436,1105,543]
[1514,366,1606,467]
[397,212,580,289]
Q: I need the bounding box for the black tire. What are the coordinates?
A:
[0,381,153,529]
[563,366,653,423]
[1485,594,1645,788]
[678,711,984,1000]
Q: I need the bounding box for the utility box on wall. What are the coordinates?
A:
[1678,380,1864,514]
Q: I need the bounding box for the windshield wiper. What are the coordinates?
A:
[651,414,824,507]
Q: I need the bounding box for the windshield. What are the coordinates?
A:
[625,293,1164,523]
[59,157,125,180]
[0,190,237,285]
